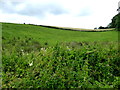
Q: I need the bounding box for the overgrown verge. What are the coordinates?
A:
[2,37,120,88]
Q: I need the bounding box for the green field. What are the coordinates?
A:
[2,23,118,45]
[2,22,120,88]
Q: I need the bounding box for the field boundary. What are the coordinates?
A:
[2,22,115,32]
[37,25,115,32]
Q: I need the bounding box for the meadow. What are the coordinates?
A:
[2,23,118,45]
[2,22,120,88]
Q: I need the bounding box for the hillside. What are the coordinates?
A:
[2,22,118,45]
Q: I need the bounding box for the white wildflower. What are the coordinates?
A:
[29,61,33,66]
[41,47,47,52]
[21,49,23,52]
[41,48,44,50]
[66,46,71,51]
[21,49,25,55]
[41,48,45,51]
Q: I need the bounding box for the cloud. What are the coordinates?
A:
[0,0,119,29]
[0,1,23,13]
[0,0,68,18]
[19,3,68,17]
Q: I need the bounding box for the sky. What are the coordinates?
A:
[0,0,119,29]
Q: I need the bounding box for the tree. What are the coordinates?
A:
[98,26,105,29]
[94,27,97,29]
[110,13,120,31]
[116,13,120,30]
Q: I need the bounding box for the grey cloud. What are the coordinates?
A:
[18,3,67,17]
[0,1,23,13]
[0,1,68,18]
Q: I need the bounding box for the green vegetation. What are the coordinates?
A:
[2,23,118,45]
[2,23,120,88]
[109,13,120,31]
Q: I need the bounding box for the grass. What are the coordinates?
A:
[2,22,120,88]
[2,22,118,45]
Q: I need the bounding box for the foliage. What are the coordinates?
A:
[2,38,120,88]
[109,13,120,31]
[98,26,108,29]
[2,23,120,88]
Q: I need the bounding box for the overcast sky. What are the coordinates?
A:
[0,0,119,29]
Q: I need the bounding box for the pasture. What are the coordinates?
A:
[2,23,118,45]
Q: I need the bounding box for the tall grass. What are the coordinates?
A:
[2,37,120,88]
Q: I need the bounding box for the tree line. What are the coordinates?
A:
[108,13,120,31]
[97,13,120,30]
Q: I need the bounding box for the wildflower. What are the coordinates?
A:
[41,47,47,52]
[21,49,24,52]
[29,61,33,66]
[66,46,71,51]
[41,48,45,51]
